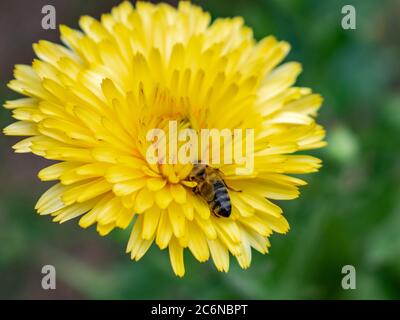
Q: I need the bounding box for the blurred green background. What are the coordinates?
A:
[0,0,399,299]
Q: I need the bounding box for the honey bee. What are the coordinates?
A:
[188,164,232,218]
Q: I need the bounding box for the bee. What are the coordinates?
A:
[188,164,232,218]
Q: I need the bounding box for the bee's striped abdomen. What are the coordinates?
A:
[211,180,231,217]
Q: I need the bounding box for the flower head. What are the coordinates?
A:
[3,1,325,276]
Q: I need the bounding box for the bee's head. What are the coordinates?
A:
[188,163,207,181]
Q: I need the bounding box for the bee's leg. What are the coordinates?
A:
[192,184,200,194]
[226,185,242,192]
[210,203,220,218]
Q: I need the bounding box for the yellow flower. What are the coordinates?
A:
[3,1,326,277]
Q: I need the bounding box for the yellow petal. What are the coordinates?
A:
[188,222,209,262]
[181,202,194,220]
[4,121,39,136]
[96,197,121,225]
[105,166,146,183]
[38,162,81,181]
[194,216,217,240]
[116,207,135,229]
[168,202,186,238]
[190,193,210,219]
[35,183,67,215]
[78,193,114,228]
[134,187,154,213]
[155,211,172,249]
[127,215,155,261]
[207,238,229,272]
[170,183,187,204]
[112,179,146,196]
[97,222,115,236]
[62,179,111,204]
[52,200,95,224]
[155,186,173,209]
[235,232,252,269]
[169,237,185,277]
[238,192,281,217]
[257,212,290,234]
[142,206,161,240]
[146,177,167,191]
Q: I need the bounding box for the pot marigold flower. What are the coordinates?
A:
[3,1,326,276]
